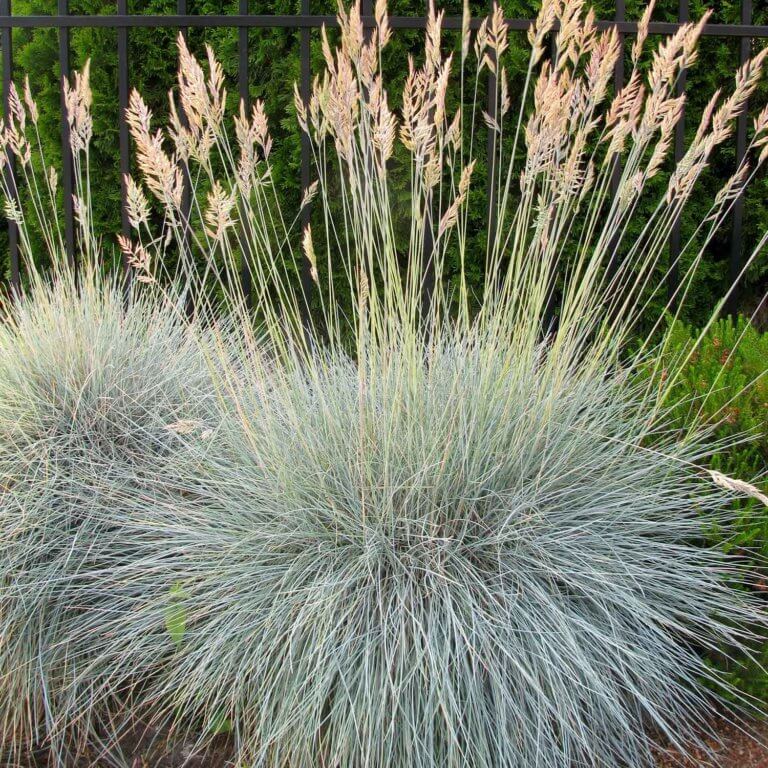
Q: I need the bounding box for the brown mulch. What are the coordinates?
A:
[13,721,235,768]
[653,718,768,767]
[14,718,768,767]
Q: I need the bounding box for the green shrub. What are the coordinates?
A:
[655,314,768,700]
[5,0,768,320]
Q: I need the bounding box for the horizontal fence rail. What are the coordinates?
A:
[0,2,765,311]
[0,15,767,35]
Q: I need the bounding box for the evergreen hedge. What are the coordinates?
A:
[2,0,767,324]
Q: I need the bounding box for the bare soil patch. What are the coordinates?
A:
[14,717,768,767]
[653,718,768,768]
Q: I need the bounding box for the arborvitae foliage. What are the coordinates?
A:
[4,0,768,319]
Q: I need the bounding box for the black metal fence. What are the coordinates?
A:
[1,1,767,306]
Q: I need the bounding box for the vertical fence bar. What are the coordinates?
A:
[58,0,75,270]
[299,0,313,322]
[177,0,192,295]
[541,10,559,332]
[238,0,252,304]
[177,0,194,320]
[117,0,131,283]
[421,0,435,318]
[485,1,497,263]
[0,0,19,294]
[669,0,689,304]
[727,0,752,314]
[607,0,625,278]
[238,1,249,115]
[610,0,625,199]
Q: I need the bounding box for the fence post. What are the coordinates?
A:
[58,0,76,271]
[300,0,313,324]
[606,0,625,279]
[117,0,131,285]
[485,0,497,266]
[0,0,19,294]
[668,0,689,305]
[177,0,193,302]
[727,0,752,314]
[238,0,253,305]
[421,0,435,319]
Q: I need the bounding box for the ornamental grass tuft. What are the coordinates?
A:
[94,333,763,768]
[0,268,216,765]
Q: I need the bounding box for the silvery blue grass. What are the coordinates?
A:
[0,268,217,764]
[87,335,763,768]
[0,0,767,765]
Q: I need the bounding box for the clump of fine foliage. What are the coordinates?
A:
[0,268,216,765]
[0,0,767,766]
[97,334,762,768]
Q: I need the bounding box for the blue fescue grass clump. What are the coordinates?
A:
[0,268,216,764]
[87,333,763,768]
